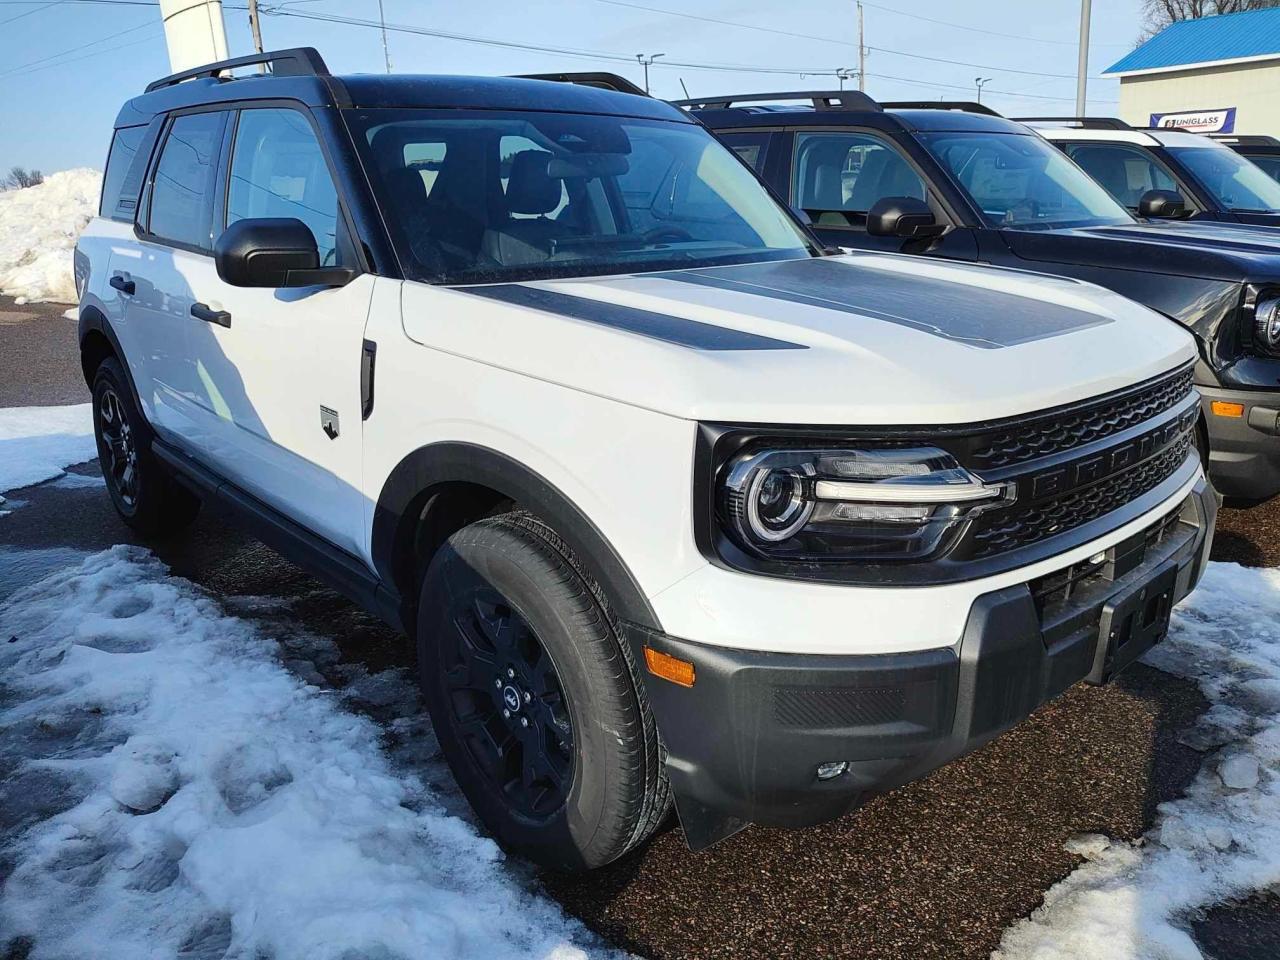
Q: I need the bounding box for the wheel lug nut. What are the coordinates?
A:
[502,709,510,719]
[523,691,531,703]
[520,717,529,728]
[506,668,515,678]
[494,679,502,688]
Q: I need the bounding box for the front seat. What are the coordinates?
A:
[482,150,571,266]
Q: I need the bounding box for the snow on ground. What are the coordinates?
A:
[995,562,1280,960]
[0,169,100,303]
[0,404,95,508]
[0,547,619,960]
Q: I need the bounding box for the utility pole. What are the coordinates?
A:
[975,77,991,103]
[247,0,264,66]
[857,1,866,91]
[1075,0,1092,115]
[636,53,664,94]
[377,0,392,73]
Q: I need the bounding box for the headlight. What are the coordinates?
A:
[1255,296,1280,355]
[718,445,1012,563]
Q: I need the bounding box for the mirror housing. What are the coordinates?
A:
[1137,189,1189,220]
[866,196,945,239]
[789,204,813,226]
[214,218,355,288]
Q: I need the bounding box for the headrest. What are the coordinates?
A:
[506,150,562,215]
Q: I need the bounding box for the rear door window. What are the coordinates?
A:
[100,126,147,219]
[147,111,226,251]
[716,132,772,173]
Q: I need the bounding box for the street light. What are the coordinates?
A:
[636,53,665,94]
[975,77,992,103]
[836,67,855,90]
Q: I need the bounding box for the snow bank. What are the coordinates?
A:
[0,168,101,303]
[0,403,95,497]
[0,547,616,960]
[995,563,1280,960]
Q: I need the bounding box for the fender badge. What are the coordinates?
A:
[320,406,340,440]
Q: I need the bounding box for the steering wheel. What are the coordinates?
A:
[643,226,695,244]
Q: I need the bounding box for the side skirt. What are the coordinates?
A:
[151,439,404,632]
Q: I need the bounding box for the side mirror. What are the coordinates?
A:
[866,196,945,239]
[1137,189,1189,220]
[214,218,355,288]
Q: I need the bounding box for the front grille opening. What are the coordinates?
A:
[970,434,1193,560]
[969,366,1194,471]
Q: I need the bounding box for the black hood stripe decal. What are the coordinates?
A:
[656,258,1112,349]
[461,283,807,351]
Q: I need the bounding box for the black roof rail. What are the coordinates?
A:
[145,46,329,93]
[1012,116,1132,130]
[881,100,1001,117]
[515,72,649,97]
[1210,133,1280,146]
[672,90,881,112]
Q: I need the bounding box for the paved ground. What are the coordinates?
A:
[2,294,1277,959]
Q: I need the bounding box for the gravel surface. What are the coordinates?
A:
[2,298,1276,959]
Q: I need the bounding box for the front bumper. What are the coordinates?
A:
[1200,385,1280,503]
[627,478,1216,849]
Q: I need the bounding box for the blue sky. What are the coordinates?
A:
[0,0,1143,174]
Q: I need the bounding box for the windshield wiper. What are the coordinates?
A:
[1230,207,1280,214]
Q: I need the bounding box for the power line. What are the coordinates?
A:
[855,0,1130,48]
[0,17,153,77]
[0,0,65,25]
[587,0,1110,80]
[0,23,161,81]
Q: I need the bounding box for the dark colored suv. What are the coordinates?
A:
[1020,117,1280,228]
[683,91,1280,503]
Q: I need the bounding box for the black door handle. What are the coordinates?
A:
[109,273,135,295]
[190,302,231,327]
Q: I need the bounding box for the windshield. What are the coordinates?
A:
[920,131,1133,230]
[344,109,815,284]
[1166,145,1280,213]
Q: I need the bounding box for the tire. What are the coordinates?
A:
[91,357,201,537]
[417,511,670,870]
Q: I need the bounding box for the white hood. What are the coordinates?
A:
[402,252,1196,425]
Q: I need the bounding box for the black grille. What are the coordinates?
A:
[969,434,1193,559]
[968,366,1194,471]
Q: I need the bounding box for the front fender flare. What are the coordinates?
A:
[371,442,662,633]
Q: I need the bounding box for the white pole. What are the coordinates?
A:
[377,0,392,73]
[158,0,229,72]
[857,1,865,92]
[1076,0,1092,116]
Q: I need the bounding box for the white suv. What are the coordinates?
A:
[74,49,1216,871]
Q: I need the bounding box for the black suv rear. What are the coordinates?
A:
[684,92,1280,503]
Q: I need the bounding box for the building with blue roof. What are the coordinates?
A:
[1103,7,1280,135]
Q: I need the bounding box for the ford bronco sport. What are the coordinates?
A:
[76,51,1215,870]
[1022,118,1280,228]
[685,91,1280,505]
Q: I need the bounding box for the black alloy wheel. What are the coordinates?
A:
[97,385,139,509]
[444,585,575,820]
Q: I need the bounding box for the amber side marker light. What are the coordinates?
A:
[644,647,696,687]
[1211,400,1245,419]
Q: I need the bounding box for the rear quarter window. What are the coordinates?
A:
[99,126,147,220]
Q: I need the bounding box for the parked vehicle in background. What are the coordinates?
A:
[75,53,1216,870]
[1022,118,1280,228]
[1211,134,1280,183]
[683,91,1280,504]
